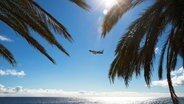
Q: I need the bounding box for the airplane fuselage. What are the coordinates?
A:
[89,50,104,54]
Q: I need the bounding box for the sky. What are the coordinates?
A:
[0,0,183,97]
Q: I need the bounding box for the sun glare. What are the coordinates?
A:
[101,0,118,15]
[102,0,117,9]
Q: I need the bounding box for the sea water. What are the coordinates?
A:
[0,97,183,104]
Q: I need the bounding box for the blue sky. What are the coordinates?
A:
[0,0,183,96]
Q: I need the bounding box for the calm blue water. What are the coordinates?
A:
[0,97,183,104]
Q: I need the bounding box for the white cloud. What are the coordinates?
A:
[0,69,26,77]
[0,83,183,97]
[171,67,184,76]
[151,67,184,87]
[0,35,12,42]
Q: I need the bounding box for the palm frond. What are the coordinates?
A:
[0,0,80,64]
[70,0,90,10]
[0,44,16,66]
[7,0,69,56]
[30,1,73,41]
[0,10,56,64]
[102,0,144,36]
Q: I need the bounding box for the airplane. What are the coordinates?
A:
[89,49,104,54]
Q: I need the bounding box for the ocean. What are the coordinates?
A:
[0,97,183,104]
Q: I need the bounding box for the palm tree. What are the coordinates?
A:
[102,0,184,104]
[0,0,89,65]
